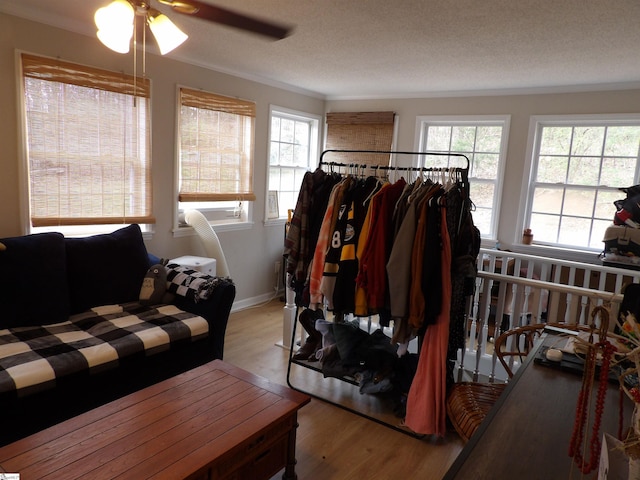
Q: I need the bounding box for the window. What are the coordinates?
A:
[417,116,510,239]
[324,111,395,166]
[267,107,320,220]
[523,115,640,250]
[178,87,256,226]
[21,53,153,233]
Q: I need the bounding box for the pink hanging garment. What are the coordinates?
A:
[404,207,452,436]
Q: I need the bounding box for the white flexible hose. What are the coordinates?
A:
[183,209,231,278]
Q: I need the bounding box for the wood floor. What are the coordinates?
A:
[224,299,464,480]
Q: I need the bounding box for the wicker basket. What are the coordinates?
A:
[446,382,507,442]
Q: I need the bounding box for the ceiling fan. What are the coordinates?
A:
[157,0,292,40]
[95,0,292,56]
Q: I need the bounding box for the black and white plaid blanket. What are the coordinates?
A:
[0,302,208,397]
[165,263,224,303]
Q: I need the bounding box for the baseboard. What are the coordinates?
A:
[231,289,284,312]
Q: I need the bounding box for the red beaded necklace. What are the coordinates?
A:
[568,307,617,475]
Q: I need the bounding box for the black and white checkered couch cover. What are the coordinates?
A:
[0,302,208,396]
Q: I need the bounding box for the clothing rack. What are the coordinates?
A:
[318,148,470,172]
[319,149,472,237]
[286,313,421,437]
[285,148,475,438]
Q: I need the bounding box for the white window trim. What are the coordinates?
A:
[264,105,321,226]
[414,115,510,241]
[16,51,30,235]
[518,113,640,254]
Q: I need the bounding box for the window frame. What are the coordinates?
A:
[415,115,510,240]
[265,105,321,225]
[519,114,640,252]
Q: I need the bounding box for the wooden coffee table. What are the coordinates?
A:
[0,360,310,479]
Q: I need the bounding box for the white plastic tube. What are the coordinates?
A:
[183,209,231,278]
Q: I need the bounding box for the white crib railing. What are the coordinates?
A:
[459,248,640,382]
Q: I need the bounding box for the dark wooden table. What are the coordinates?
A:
[444,334,632,480]
[0,360,310,479]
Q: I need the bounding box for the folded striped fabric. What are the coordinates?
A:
[165,263,223,303]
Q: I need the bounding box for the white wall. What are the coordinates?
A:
[0,13,324,306]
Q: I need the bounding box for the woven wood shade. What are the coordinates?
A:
[325,111,395,166]
[22,54,150,98]
[180,88,255,117]
[22,54,154,227]
[178,88,256,202]
[326,111,395,125]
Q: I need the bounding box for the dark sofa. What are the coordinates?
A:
[0,224,235,445]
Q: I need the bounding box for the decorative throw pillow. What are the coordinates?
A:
[0,232,69,327]
[66,224,149,314]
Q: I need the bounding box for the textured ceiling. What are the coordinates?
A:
[2,0,640,99]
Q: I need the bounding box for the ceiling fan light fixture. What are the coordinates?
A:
[94,0,135,54]
[147,12,188,55]
[96,26,134,54]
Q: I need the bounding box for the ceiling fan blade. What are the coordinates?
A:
[161,0,292,40]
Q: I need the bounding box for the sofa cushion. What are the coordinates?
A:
[66,225,150,314]
[0,232,69,328]
[0,302,209,396]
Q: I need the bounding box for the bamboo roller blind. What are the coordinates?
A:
[21,53,154,227]
[178,87,256,202]
[325,111,396,166]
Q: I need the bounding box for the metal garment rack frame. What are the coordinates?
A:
[317,148,470,175]
[285,149,471,438]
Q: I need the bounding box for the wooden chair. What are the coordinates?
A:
[446,323,546,442]
[494,323,547,378]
